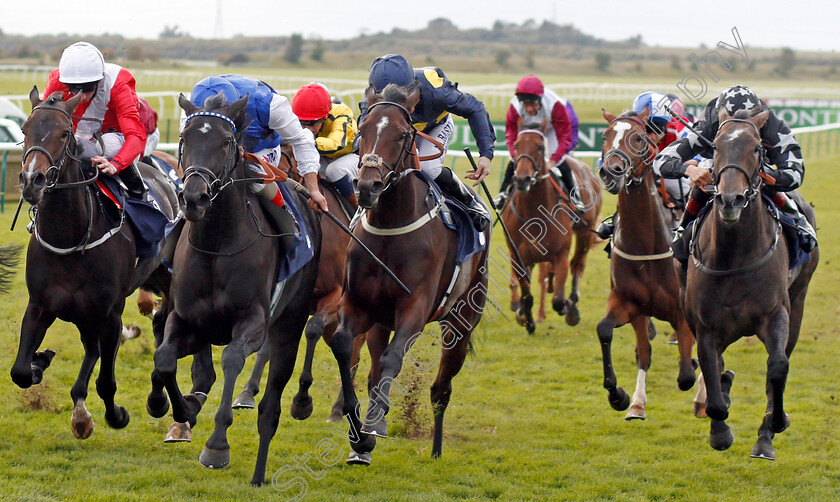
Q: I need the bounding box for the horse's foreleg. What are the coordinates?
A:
[186,344,215,417]
[509,264,522,312]
[597,295,631,412]
[290,308,333,420]
[536,263,548,323]
[515,265,536,334]
[329,329,368,424]
[567,228,593,326]
[95,312,131,431]
[232,337,268,410]
[550,248,571,323]
[251,318,306,486]
[693,372,708,418]
[69,334,100,439]
[763,307,791,435]
[151,312,203,436]
[696,328,726,421]
[200,319,265,470]
[625,315,652,420]
[673,316,697,391]
[10,303,56,389]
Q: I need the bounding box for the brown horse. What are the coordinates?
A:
[331,83,491,463]
[502,126,601,333]
[683,108,818,459]
[595,108,696,419]
[232,147,368,423]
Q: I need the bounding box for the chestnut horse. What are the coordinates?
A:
[331,83,491,463]
[232,147,368,423]
[502,126,601,333]
[595,108,696,420]
[13,88,177,438]
[683,108,818,460]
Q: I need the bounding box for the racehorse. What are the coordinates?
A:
[596,108,696,419]
[502,123,601,333]
[331,83,491,463]
[147,92,359,486]
[683,107,818,459]
[232,146,368,423]
[12,87,177,438]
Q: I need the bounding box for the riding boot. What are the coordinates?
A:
[435,166,490,231]
[771,191,818,251]
[492,159,515,210]
[594,212,617,240]
[672,186,713,267]
[118,162,149,201]
[552,158,586,214]
[256,186,297,256]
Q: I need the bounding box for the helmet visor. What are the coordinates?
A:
[67,80,100,95]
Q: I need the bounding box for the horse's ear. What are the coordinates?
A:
[602,108,616,123]
[717,103,731,124]
[179,93,198,115]
[637,106,650,122]
[227,94,249,123]
[62,92,83,114]
[29,86,42,108]
[406,84,420,113]
[750,109,771,130]
[364,84,378,105]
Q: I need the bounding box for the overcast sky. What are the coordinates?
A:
[2,0,837,52]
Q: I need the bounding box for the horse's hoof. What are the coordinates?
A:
[360,417,388,438]
[231,391,256,410]
[525,322,536,335]
[510,301,520,312]
[564,301,580,326]
[351,433,377,455]
[326,409,344,423]
[32,349,57,371]
[625,403,646,420]
[749,440,776,461]
[693,401,708,419]
[608,388,631,411]
[199,446,231,469]
[105,406,130,429]
[120,324,141,342]
[705,403,729,422]
[667,332,679,344]
[767,411,791,434]
[552,297,567,316]
[346,451,371,466]
[146,391,170,418]
[709,421,734,451]
[71,408,94,440]
[290,394,313,420]
[678,372,696,392]
[164,421,192,443]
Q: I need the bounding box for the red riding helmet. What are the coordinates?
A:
[516,75,544,102]
[291,83,331,121]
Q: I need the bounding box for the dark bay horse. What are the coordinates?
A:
[596,108,696,420]
[330,83,491,463]
[147,93,361,486]
[12,87,177,438]
[232,147,368,424]
[683,108,818,459]
[502,125,601,333]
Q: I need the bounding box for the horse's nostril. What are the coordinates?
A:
[32,172,46,189]
[197,193,210,208]
[371,181,384,195]
[734,195,747,207]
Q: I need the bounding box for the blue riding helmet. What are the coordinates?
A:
[369,54,415,93]
[190,76,241,108]
[633,91,673,133]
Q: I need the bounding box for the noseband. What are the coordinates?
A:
[22,104,99,190]
[714,118,764,206]
[514,129,547,187]
[180,111,246,202]
[602,116,657,187]
[359,101,418,188]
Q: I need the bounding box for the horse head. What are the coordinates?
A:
[177,92,249,221]
[712,107,769,224]
[599,108,656,195]
[512,124,546,194]
[356,83,420,209]
[20,86,84,205]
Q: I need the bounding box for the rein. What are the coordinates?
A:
[713,118,765,206]
[513,129,548,188]
[602,117,657,187]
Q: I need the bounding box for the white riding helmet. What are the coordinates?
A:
[58,42,105,84]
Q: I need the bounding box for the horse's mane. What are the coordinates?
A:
[202,93,228,112]
[732,109,753,120]
[44,92,66,105]
[620,110,639,118]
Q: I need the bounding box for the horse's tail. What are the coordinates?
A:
[0,244,22,294]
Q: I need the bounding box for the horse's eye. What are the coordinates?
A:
[60,130,70,139]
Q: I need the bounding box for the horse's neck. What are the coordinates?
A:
[367,172,428,228]
[37,164,95,246]
[707,199,774,268]
[616,176,671,251]
[190,181,253,245]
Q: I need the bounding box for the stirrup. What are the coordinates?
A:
[492,193,507,210]
[594,217,615,240]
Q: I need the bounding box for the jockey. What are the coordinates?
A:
[358,54,493,231]
[594,91,694,239]
[185,75,328,223]
[43,42,149,200]
[493,75,585,213]
[654,84,817,262]
[291,83,359,208]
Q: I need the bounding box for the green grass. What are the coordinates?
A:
[0,146,836,499]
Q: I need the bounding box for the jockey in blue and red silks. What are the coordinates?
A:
[654,84,817,264]
[358,54,494,231]
[493,75,585,213]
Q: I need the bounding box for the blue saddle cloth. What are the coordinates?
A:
[98,175,171,260]
[275,181,315,282]
[149,154,184,192]
[415,171,487,263]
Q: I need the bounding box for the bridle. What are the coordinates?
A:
[714,118,764,207]
[358,101,418,190]
[180,111,253,203]
[602,116,658,188]
[513,129,547,187]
